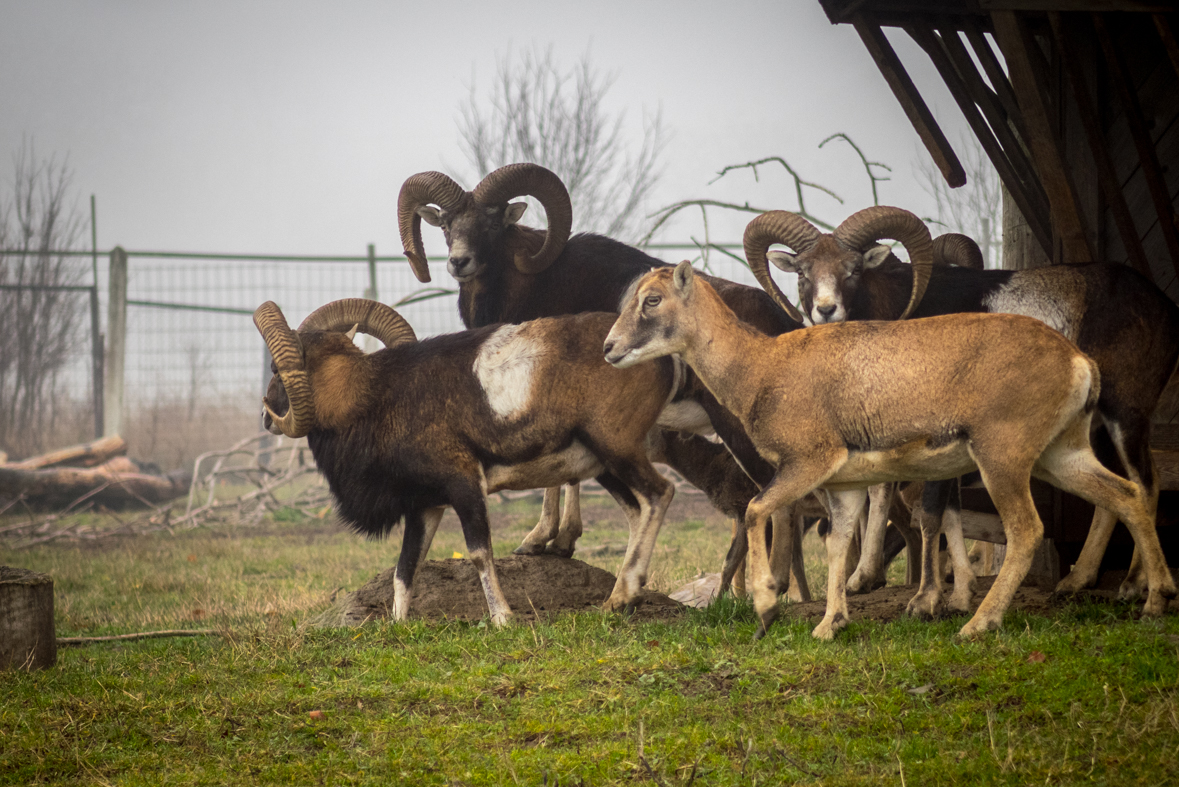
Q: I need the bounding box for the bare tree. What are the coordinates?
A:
[914,132,1002,267]
[642,133,891,271]
[0,142,87,458]
[458,46,667,242]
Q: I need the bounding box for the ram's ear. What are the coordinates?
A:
[416,205,442,227]
[672,260,695,296]
[863,245,893,269]
[504,202,528,226]
[767,250,800,273]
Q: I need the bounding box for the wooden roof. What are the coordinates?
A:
[819,0,1179,300]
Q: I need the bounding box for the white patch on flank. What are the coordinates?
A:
[473,324,542,419]
[656,400,713,435]
[983,274,1083,340]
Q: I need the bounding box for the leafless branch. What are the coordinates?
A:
[458,46,667,243]
[820,132,892,205]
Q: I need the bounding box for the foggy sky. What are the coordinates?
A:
[0,0,972,257]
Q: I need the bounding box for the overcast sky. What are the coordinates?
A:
[0,0,974,258]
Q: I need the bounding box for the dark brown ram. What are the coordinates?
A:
[255,298,680,624]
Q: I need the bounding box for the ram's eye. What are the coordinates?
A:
[643,295,661,308]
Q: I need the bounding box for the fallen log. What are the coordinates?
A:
[0,461,191,510]
[7,435,128,470]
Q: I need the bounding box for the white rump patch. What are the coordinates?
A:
[983,275,1083,340]
[474,324,542,419]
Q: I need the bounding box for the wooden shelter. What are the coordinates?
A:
[818,1,1179,580]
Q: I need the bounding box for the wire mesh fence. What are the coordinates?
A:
[2,243,790,469]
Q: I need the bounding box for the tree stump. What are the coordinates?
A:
[0,566,56,670]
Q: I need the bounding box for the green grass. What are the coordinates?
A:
[2,493,1177,785]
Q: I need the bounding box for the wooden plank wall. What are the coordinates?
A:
[1101,14,1179,301]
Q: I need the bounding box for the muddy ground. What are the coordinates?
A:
[312,553,1146,629]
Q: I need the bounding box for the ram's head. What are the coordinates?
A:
[744,206,934,325]
[397,163,573,283]
[253,298,417,438]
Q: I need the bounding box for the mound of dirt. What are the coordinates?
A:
[777,575,1059,626]
[310,554,684,627]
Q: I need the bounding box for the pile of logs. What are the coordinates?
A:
[0,436,191,511]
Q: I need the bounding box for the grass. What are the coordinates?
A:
[2,491,1178,785]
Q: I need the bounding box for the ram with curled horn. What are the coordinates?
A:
[398,162,824,602]
[255,297,687,625]
[746,205,1179,613]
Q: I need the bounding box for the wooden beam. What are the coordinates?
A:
[1049,12,1154,277]
[992,10,1096,263]
[933,22,1053,235]
[1155,14,1179,83]
[908,22,1053,254]
[982,1,1175,10]
[1095,13,1179,282]
[852,16,967,187]
[963,21,1028,140]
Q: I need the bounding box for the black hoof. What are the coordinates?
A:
[752,626,767,642]
[513,544,545,556]
[543,545,575,558]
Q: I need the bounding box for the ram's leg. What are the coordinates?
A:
[959,466,1042,637]
[781,504,812,602]
[1054,506,1118,594]
[418,506,445,567]
[746,453,844,640]
[451,482,513,626]
[546,483,584,558]
[393,509,428,622]
[941,480,977,614]
[1056,419,1157,599]
[847,483,894,594]
[719,518,748,598]
[514,487,562,555]
[906,480,953,620]
[813,489,867,641]
[599,465,675,613]
[1035,420,1174,617]
[1119,547,1146,601]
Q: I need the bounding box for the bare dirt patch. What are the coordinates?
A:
[312,556,1150,630]
[776,575,1059,625]
[312,554,685,626]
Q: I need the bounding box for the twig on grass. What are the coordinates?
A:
[57,629,222,646]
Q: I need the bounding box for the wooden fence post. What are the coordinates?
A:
[104,246,127,437]
[0,566,56,670]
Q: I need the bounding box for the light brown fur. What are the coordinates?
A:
[605,264,1175,639]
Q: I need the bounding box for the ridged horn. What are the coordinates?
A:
[833,206,933,320]
[397,171,469,284]
[471,163,572,274]
[743,211,822,324]
[253,301,314,439]
[299,298,417,348]
[933,233,984,270]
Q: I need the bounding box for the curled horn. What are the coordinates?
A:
[833,206,933,319]
[933,233,984,270]
[471,163,572,274]
[743,211,822,324]
[299,298,417,348]
[397,171,469,284]
[253,301,315,438]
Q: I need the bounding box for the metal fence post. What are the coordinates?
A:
[363,243,378,352]
[90,195,104,438]
[103,246,127,437]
